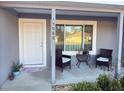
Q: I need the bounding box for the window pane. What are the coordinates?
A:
[56,25,64,50]
[65,25,83,51]
[84,25,93,50]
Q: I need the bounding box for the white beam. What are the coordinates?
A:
[0,2,123,13]
[51,8,56,84]
[117,12,124,74]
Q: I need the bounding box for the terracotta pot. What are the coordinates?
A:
[8,73,14,80]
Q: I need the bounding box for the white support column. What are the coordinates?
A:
[51,8,56,84]
[117,12,124,74]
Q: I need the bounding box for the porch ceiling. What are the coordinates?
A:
[13,8,118,17]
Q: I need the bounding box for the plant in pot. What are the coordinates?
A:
[12,62,23,77]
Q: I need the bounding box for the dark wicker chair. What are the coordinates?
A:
[56,49,71,72]
[76,50,90,68]
[96,49,113,71]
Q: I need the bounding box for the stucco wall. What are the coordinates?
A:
[0,9,18,87]
[46,19,51,68]
[56,16,118,65]
[19,13,118,66]
[96,20,118,64]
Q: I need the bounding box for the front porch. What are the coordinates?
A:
[0,1,124,90]
[0,63,114,91]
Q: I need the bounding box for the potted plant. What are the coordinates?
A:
[12,62,22,77]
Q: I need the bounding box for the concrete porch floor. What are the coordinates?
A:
[55,62,115,85]
[55,58,124,85]
[0,68,51,91]
[1,61,124,91]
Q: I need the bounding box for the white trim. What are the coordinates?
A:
[23,64,45,68]
[51,9,56,84]
[0,2,123,13]
[82,25,85,49]
[64,24,66,51]
[56,20,97,55]
[43,19,47,67]
[19,18,47,67]
[117,12,124,74]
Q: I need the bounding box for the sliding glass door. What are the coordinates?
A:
[65,25,83,51]
[56,24,93,52]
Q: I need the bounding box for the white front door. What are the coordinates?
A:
[19,19,46,67]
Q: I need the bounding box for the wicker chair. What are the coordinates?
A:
[96,49,113,71]
[56,49,71,72]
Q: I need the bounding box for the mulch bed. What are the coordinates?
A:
[52,84,73,91]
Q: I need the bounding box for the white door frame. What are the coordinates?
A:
[19,18,47,67]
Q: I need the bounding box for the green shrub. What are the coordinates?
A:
[120,76,124,90]
[96,74,111,91]
[110,79,122,91]
[12,62,22,72]
[71,82,101,91]
[71,74,124,91]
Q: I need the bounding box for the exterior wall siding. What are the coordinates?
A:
[18,13,118,67]
[57,15,118,65]
[96,20,118,64]
[46,19,51,68]
[0,9,18,87]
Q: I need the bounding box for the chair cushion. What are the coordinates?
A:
[62,57,71,63]
[97,57,109,62]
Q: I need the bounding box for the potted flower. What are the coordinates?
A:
[12,62,22,77]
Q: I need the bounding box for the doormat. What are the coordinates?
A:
[22,67,45,72]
